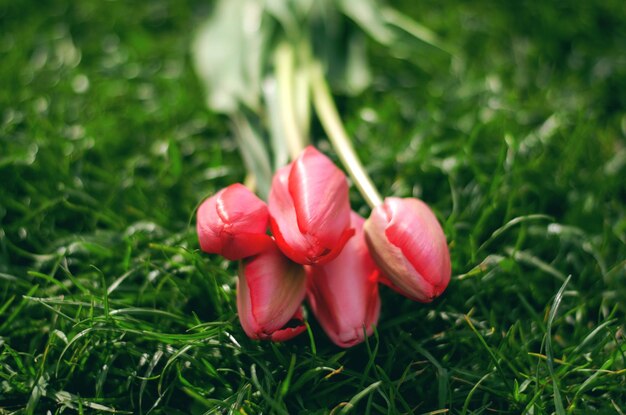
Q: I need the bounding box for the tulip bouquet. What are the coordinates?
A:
[197,144,450,347]
[193,0,452,347]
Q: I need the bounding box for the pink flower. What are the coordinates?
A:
[237,243,307,341]
[268,146,354,265]
[364,197,451,303]
[197,183,273,260]
[306,212,381,348]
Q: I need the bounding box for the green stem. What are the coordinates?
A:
[309,61,383,208]
[275,43,307,159]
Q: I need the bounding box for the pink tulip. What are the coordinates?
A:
[237,243,307,341]
[306,212,381,348]
[268,146,354,265]
[197,183,274,260]
[364,197,451,303]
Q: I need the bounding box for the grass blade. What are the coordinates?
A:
[546,275,572,415]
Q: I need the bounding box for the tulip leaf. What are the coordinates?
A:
[337,0,394,46]
[263,76,290,170]
[230,113,273,199]
[343,34,372,95]
[380,6,453,54]
[337,0,453,74]
[192,0,267,113]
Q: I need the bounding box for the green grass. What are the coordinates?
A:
[1,0,625,413]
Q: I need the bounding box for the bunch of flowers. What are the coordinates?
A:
[192,0,453,348]
[197,146,451,348]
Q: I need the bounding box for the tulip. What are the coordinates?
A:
[237,243,307,341]
[268,146,354,265]
[306,212,381,347]
[364,197,451,303]
[197,183,274,260]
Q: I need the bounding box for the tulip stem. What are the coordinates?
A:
[309,61,383,208]
[275,43,307,159]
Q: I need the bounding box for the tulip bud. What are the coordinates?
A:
[306,212,381,348]
[268,146,354,265]
[197,183,274,260]
[237,243,307,341]
[364,197,451,303]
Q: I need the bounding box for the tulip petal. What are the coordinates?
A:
[246,246,307,332]
[216,184,268,233]
[197,183,273,260]
[365,205,430,300]
[307,212,381,348]
[267,308,306,342]
[220,232,275,261]
[238,273,305,342]
[237,244,307,341]
[197,194,223,253]
[236,268,261,339]
[269,147,354,265]
[269,164,312,263]
[288,147,350,242]
[365,198,451,302]
[384,198,451,296]
[315,226,356,265]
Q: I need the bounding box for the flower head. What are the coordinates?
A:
[364,197,451,302]
[237,243,307,341]
[197,183,274,260]
[307,212,381,347]
[269,146,354,265]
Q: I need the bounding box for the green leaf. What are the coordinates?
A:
[192,0,267,113]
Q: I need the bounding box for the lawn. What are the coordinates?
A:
[1,0,625,413]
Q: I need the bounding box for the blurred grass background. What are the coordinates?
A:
[1,0,625,413]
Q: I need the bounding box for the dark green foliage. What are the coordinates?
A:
[1,0,624,413]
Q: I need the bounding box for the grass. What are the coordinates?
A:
[1,0,625,413]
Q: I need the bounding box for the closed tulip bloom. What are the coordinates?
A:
[269,146,354,265]
[237,243,307,341]
[364,197,451,303]
[197,183,273,260]
[306,212,381,348]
